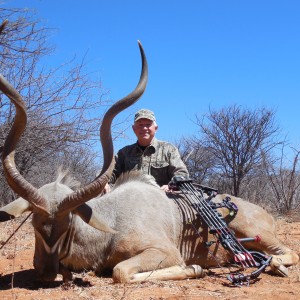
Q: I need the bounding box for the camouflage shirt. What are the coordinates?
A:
[109,138,189,186]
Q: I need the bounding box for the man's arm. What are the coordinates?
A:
[108,151,125,186]
[103,149,126,194]
[168,145,189,179]
[160,145,189,192]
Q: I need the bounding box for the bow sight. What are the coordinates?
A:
[170,176,272,286]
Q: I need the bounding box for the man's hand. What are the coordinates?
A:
[161,184,178,193]
[103,183,111,194]
[160,185,169,192]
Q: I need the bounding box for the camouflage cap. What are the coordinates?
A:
[134,109,156,122]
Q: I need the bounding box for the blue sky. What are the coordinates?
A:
[3,0,300,153]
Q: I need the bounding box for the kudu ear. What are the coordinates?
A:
[74,204,117,234]
[0,198,31,221]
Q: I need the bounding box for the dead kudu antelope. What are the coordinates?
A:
[0,44,299,285]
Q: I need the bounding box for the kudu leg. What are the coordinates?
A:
[269,249,299,277]
[128,264,205,283]
[112,248,204,283]
[237,231,299,277]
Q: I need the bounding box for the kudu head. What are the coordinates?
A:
[0,38,148,281]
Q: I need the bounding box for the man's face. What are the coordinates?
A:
[132,118,158,146]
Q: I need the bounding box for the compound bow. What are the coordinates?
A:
[170,176,272,286]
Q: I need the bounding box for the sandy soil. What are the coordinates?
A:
[0,215,299,300]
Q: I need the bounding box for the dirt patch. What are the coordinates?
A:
[0,216,299,300]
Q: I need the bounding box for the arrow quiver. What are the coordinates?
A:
[170,176,272,286]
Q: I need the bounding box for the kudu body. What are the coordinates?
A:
[0,40,298,284]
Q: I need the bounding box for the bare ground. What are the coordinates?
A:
[0,215,299,300]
